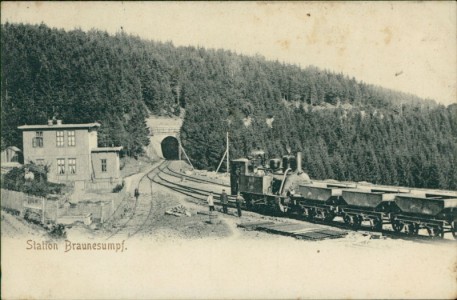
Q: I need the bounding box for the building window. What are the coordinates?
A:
[101,159,107,172]
[57,159,65,175]
[68,158,76,174]
[36,159,45,166]
[68,130,75,146]
[56,131,64,147]
[32,132,43,148]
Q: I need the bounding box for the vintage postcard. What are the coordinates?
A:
[1,1,456,299]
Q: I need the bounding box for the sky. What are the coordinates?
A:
[2,1,456,105]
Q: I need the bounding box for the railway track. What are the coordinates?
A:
[105,160,456,243]
[106,160,167,240]
[155,162,457,243]
[106,160,220,240]
[165,164,230,188]
[154,165,236,205]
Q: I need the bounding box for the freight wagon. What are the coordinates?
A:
[230,152,457,239]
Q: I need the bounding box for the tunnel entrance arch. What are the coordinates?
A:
[161,136,180,160]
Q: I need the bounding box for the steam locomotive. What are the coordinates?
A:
[230,151,457,239]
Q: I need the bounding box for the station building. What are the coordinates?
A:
[18,120,122,190]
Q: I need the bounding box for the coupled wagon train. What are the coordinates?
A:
[230,151,457,239]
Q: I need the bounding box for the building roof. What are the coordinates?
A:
[18,122,101,130]
[4,146,21,152]
[232,158,249,162]
[91,147,123,153]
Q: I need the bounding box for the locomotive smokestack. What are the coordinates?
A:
[296,152,302,173]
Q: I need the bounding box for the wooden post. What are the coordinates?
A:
[100,202,105,224]
[226,132,229,174]
[41,197,46,224]
[216,132,230,174]
[216,150,227,173]
[180,144,194,170]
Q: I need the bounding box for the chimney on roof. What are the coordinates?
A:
[47,120,53,126]
[56,120,62,125]
[296,152,303,174]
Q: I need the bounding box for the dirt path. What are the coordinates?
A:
[135,179,295,242]
[1,211,47,239]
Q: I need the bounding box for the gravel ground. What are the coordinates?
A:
[132,180,323,243]
[1,210,47,239]
[131,189,233,242]
[3,161,456,245]
[2,163,456,299]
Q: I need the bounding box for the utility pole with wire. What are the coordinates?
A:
[226,131,229,175]
[216,131,229,174]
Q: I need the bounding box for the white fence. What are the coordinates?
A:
[1,189,49,223]
[1,188,128,225]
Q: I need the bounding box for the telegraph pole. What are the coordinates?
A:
[226,132,229,174]
[216,132,230,174]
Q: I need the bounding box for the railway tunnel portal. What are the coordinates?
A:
[146,117,186,161]
[161,136,179,160]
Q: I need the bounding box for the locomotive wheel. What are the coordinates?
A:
[392,220,404,232]
[405,223,418,235]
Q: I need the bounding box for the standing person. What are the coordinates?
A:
[134,188,140,201]
[207,192,215,212]
[236,192,243,217]
[220,189,228,214]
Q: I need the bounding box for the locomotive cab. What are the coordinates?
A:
[230,159,249,195]
[250,150,266,167]
[248,150,266,173]
[230,151,310,213]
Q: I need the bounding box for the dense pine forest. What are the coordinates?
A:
[2,23,456,190]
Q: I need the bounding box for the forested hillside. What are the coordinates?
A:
[2,23,456,189]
